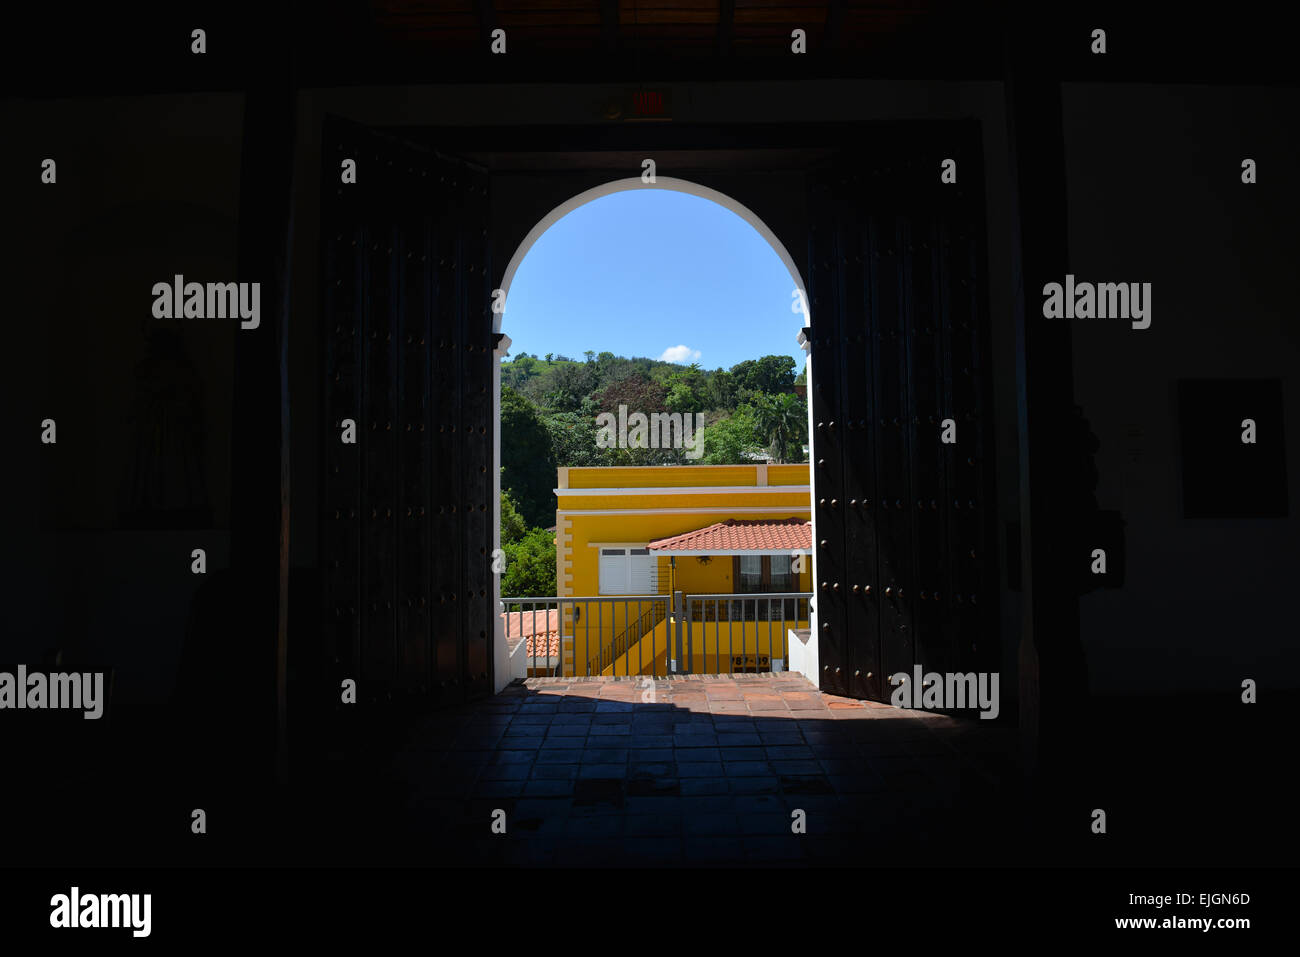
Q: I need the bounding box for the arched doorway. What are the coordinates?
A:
[316,116,998,710]
[491,177,818,687]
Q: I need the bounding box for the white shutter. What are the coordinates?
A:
[599,548,627,595]
[628,548,653,593]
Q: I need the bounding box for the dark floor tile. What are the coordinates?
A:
[677,761,724,777]
[536,749,583,765]
[530,764,580,780]
[580,748,629,764]
[579,763,626,778]
[682,836,744,865]
[682,813,739,837]
[729,776,781,795]
[678,777,731,796]
[522,779,576,797]
[624,814,683,837]
[724,761,773,777]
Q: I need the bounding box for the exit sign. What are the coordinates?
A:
[624,88,671,121]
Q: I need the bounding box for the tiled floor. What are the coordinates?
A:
[375,673,1024,867]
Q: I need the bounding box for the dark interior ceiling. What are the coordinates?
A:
[348,0,1002,80]
[8,0,1298,96]
[460,148,838,172]
[367,0,956,55]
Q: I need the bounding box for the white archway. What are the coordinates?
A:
[491,177,819,690]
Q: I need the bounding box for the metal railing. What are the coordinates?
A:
[501,595,669,678]
[587,600,668,677]
[501,590,812,678]
[680,592,811,674]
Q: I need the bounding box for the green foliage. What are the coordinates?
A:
[546,411,608,468]
[500,488,527,546]
[500,385,557,527]
[700,406,765,465]
[749,391,808,463]
[501,526,557,598]
[666,382,702,414]
[730,354,797,395]
[593,373,669,414]
[663,363,706,414]
[498,350,808,528]
[707,368,739,410]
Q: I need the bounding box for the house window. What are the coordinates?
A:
[599,547,654,595]
[733,555,793,593]
[769,557,794,592]
[737,555,763,592]
[732,554,798,620]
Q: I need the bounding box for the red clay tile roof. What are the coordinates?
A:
[502,608,561,658]
[647,518,812,553]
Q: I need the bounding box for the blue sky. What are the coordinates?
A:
[502,188,807,372]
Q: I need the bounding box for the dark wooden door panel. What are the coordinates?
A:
[808,167,850,697]
[807,129,997,702]
[321,116,493,709]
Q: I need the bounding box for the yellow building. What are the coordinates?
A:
[553,463,812,677]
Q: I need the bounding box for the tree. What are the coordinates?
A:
[500,357,525,391]
[707,368,739,410]
[500,488,527,546]
[546,411,611,468]
[663,363,705,414]
[700,407,765,465]
[500,385,557,527]
[545,361,599,411]
[543,387,582,413]
[501,526,557,598]
[666,382,702,415]
[730,354,797,396]
[592,373,669,416]
[750,391,808,463]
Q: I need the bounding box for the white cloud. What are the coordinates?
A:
[658,344,702,364]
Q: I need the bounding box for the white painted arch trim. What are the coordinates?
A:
[494,176,811,333]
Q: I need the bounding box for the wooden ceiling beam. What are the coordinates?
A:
[474,0,498,47]
[601,0,619,53]
[825,0,843,51]
[717,0,735,56]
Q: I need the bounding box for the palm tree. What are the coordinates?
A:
[751,392,806,463]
